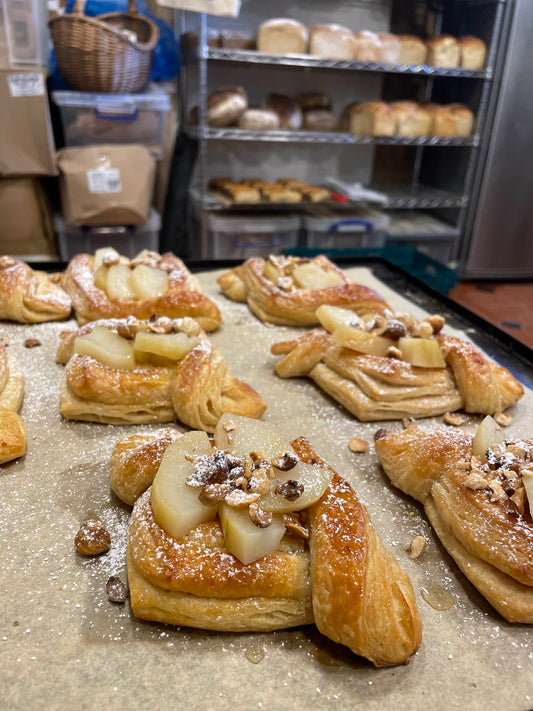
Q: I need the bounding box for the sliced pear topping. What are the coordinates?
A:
[214,413,292,461]
[472,415,504,459]
[259,462,332,513]
[263,261,282,284]
[93,246,123,271]
[291,262,343,289]
[398,336,446,368]
[315,304,363,334]
[106,264,137,300]
[93,264,109,292]
[218,503,285,565]
[133,331,199,366]
[332,324,394,356]
[74,325,136,370]
[522,470,533,512]
[129,264,169,300]
[150,431,217,540]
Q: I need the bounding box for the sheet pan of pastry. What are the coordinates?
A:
[1,260,531,710]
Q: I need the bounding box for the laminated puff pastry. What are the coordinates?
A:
[61,248,221,331]
[56,316,266,430]
[217,254,389,326]
[271,308,523,420]
[0,256,71,323]
[375,422,533,623]
[121,415,422,667]
[0,345,26,463]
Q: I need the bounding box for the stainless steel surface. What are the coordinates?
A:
[461,0,533,278]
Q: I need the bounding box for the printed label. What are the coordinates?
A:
[86,168,122,194]
[7,73,45,97]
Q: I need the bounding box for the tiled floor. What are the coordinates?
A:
[448,281,533,349]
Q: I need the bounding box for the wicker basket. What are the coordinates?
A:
[49,0,159,94]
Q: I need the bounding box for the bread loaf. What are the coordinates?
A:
[448,104,475,136]
[397,35,427,65]
[238,109,280,131]
[242,181,302,203]
[262,94,302,130]
[205,87,248,127]
[302,110,338,132]
[208,179,260,204]
[299,92,332,112]
[257,18,308,54]
[341,101,396,137]
[378,33,401,64]
[353,30,382,62]
[426,35,460,68]
[220,30,255,50]
[458,36,486,69]
[424,104,456,136]
[391,101,431,137]
[309,24,357,60]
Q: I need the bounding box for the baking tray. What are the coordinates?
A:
[1,258,532,711]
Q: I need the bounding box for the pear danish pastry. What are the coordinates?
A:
[56,317,266,430]
[120,415,422,667]
[0,345,26,464]
[375,420,533,623]
[272,308,523,420]
[61,248,221,331]
[0,256,71,323]
[217,254,389,326]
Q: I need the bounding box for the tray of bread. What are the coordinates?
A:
[0,250,531,710]
[207,178,335,208]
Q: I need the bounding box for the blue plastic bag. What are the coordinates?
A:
[49,0,179,90]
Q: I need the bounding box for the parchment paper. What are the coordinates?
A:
[1,266,532,711]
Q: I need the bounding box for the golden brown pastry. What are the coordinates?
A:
[272,309,523,420]
[0,256,71,324]
[208,178,261,204]
[56,316,266,430]
[61,249,221,331]
[426,35,460,68]
[217,255,389,326]
[375,423,533,623]
[458,36,486,70]
[124,417,421,665]
[0,345,26,464]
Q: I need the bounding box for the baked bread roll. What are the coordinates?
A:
[424,103,456,136]
[302,109,338,132]
[458,36,486,70]
[391,101,431,137]
[309,24,357,60]
[299,92,332,112]
[276,179,331,202]
[353,30,382,62]
[203,87,248,127]
[0,256,71,324]
[238,109,280,131]
[241,180,302,203]
[257,18,308,55]
[375,422,533,623]
[448,103,475,137]
[0,345,26,464]
[217,254,389,326]
[397,35,427,65]
[123,417,422,666]
[61,249,221,331]
[262,94,302,130]
[271,310,524,420]
[56,317,266,430]
[378,32,401,64]
[209,178,261,204]
[341,101,396,137]
[426,35,460,68]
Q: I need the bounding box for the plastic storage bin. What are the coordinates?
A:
[385,212,458,264]
[303,206,389,250]
[55,208,161,261]
[206,212,301,260]
[1,0,48,67]
[51,85,170,158]
[385,234,456,264]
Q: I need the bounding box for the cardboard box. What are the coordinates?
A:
[0,69,57,176]
[0,177,57,257]
[57,145,156,226]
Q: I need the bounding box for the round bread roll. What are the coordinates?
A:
[353,30,382,62]
[302,110,338,132]
[299,92,332,112]
[309,24,357,60]
[206,86,248,127]
[262,94,303,130]
[238,109,280,131]
[426,35,460,68]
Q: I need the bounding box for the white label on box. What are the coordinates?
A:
[87,169,122,194]
[7,73,45,97]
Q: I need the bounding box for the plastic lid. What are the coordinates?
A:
[303,206,389,232]
[54,207,161,234]
[207,213,301,233]
[51,84,171,112]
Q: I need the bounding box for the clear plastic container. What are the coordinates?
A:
[51,85,171,158]
[303,206,389,249]
[1,0,48,67]
[55,208,161,261]
[206,212,301,259]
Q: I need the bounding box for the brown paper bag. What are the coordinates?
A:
[57,145,156,226]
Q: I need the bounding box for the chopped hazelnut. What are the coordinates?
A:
[198,482,232,504]
[271,452,299,471]
[402,417,416,429]
[382,319,408,340]
[443,412,465,426]
[225,489,260,508]
[248,503,272,529]
[282,513,309,539]
[24,338,41,349]
[348,437,368,453]
[426,315,446,334]
[385,346,403,360]
[409,535,427,559]
[374,428,389,442]
[494,412,513,427]
[75,519,111,556]
[106,576,128,604]
[417,321,434,339]
[274,479,304,501]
